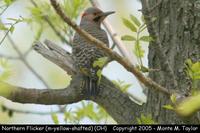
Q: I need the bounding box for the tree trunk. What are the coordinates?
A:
[141,0,200,124]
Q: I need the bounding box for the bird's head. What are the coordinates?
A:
[81,7,115,25]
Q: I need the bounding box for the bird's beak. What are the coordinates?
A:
[94,11,115,22]
[101,11,115,17]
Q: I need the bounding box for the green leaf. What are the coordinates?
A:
[130,14,141,27]
[121,35,136,41]
[133,40,145,58]
[112,80,132,93]
[170,94,177,104]
[0,59,11,81]
[0,70,12,81]
[35,26,43,40]
[4,0,13,5]
[97,106,108,120]
[175,92,200,117]
[51,113,59,124]
[64,109,76,123]
[9,26,15,34]
[8,110,13,117]
[122,18,137,32]
[93,57,109,68]
[29,7,43,21]
[7,18,19,22]
[137,114,156,124]
[97,70,102,85]
[139,24,147,33]
[0,23,8,31]
[163,105,174,110]
[75,102,99,122]
[185,59,200,80]
[191,62,200,80]
[140,65,149,73]
[139,36,153,42]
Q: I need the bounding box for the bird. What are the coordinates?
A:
[72,7,115,97]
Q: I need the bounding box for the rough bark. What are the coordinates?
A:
[141,0,200,124]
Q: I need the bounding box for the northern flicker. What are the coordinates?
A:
[72,7,114,96]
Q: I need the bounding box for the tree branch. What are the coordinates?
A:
[33,40,75,75]
[0,78,83,105]
[0,40,143,123]
[49,0,171,96]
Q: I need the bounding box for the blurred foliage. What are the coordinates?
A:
[112,80,132,93]
[121,14,152,72]
[175,93,200,117]
[162,104,174,110]
[63,101,113,124]
[163,59,200,117]
[136,114,156,124]
[27,0,88,43]
[0,16,29,45]
[93,57,109,68]
[1,105,14,118]
[170,59,200,117]
[93,57,109,84]
[0,59,14,118]
[162,94,177,111]
[0,58,12,81]
[185,59,200,95]
[3,0,15,5]
[51,113,59,124]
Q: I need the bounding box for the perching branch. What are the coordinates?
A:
[0,79,83,105]
[34,40,75,75]
[49,0,171,96]
[0,40,143,123]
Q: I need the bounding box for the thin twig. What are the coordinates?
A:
[0,21,18,46]
[0,29,10,45]
[0,6,8,16]
[49,0,171,96]
[23,46,33,57]
[110,43,116,50]
[30,0,72,46]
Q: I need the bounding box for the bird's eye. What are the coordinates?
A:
[93,13,97,15]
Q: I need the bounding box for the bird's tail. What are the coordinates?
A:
[84,76,99,97]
